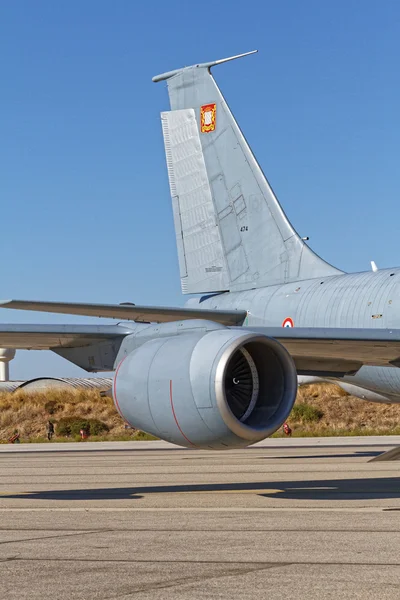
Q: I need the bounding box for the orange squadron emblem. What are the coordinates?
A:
[200,103,216,133]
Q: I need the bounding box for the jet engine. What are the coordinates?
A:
[113,328,297,449]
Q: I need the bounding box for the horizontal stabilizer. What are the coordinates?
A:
[0,299,247,326]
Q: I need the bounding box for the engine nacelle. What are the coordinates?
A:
[113,329,297,449]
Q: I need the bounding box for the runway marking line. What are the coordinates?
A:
[0,507,393,512]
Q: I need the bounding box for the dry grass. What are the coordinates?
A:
[0,389,128,442]
[0,383,399,442]
[284,383,400,436]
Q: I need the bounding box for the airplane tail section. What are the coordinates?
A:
[154,52,342,294]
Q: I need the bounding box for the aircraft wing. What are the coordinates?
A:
[250,327,400,375]
[0,324,132,350]
[0,299,246,327]
[0,319,400,375]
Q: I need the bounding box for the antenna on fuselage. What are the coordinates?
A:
[371,261,379,273]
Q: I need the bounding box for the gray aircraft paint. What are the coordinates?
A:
[185,268,400,401]
[154,52,400,402]
[157,52,341,295]
[1,52,400,407]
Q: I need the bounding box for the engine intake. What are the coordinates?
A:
[113,327,297,449]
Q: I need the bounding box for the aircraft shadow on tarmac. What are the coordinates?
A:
[5,476,400,501]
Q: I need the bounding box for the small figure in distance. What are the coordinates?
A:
[46,420,55,441]
[283,422,292,436]
[9,430,20,444]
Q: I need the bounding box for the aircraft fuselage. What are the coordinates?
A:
[189,267,400,402]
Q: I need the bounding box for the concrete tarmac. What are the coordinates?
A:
[0,438,399,599]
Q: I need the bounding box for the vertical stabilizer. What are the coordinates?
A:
[154,53,342,294]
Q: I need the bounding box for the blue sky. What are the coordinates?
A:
[1,0,399,379]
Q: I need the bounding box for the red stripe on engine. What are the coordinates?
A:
[169,380,196,447]
[113,356,128,420]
